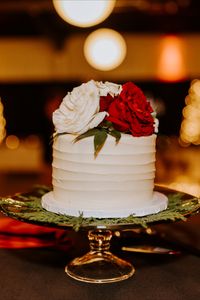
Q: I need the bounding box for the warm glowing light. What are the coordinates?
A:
[157,36,186,82]
[84,28,126,71]
[52,0,116,27]
[0,99,6,144]
[5,135,20,150]
[169,181,200,197]
[183,105,200,120]
[190,79,200,97]
[180,79,200,145]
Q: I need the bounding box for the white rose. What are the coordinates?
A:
[53,80,107,134]
[96,81,122,96]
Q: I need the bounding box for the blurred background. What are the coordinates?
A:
[0,0,200,197]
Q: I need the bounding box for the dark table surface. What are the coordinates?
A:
[0,214,200,300]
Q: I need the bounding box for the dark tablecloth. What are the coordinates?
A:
[0,217,200,300]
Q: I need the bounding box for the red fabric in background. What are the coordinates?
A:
[0,217,72,250]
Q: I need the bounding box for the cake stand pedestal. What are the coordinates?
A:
[0,185,199,283]
[65,229,134,283]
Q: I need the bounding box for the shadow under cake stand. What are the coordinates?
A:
[0,185,199,284]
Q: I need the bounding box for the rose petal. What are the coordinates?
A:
[78,111,108,134]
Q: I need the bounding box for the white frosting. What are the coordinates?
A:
[41,133,168,217]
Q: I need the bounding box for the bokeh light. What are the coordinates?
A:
[0,99,6,144]
[157,35,186,82]
[5,135,20,150]
[53,0,116,27]
[84,28,126,71]
[180,79,200,145]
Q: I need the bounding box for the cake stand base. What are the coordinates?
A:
[65,229,135,283]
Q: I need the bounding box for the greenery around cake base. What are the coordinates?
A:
[0,185,199,231]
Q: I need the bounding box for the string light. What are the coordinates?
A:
[0,99,6,144]
[180,80,200,145]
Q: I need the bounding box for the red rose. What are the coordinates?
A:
[99,94,114,112]
[106,100,129,132]
[120,82,146,104]
[130,117,154,137]
[99,82,155,137]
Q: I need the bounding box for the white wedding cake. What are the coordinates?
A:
[42,80,168,218]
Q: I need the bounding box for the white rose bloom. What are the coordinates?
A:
[96,81,122,97]
[53,80,107,134]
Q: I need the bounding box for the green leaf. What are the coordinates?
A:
[74,128,100,143]
[100,120,114,129]
[108,130,121,144]
[94,130,108,158]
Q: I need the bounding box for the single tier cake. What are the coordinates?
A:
[42,80,168,217]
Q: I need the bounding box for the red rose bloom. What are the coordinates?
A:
[100,82,155,137]
[99,94,115,112]
[107,99,129,132]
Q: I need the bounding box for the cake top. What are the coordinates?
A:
[53,80,158,156]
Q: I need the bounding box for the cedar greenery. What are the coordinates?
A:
[0,186,199,232]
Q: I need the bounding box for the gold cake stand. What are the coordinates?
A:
[0,185,199,284]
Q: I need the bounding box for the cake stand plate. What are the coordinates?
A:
[41,190,168,218]
[0,185,199,283]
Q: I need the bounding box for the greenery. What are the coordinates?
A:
[0,186,199,232]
